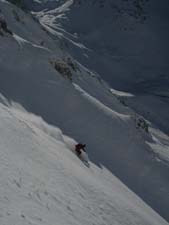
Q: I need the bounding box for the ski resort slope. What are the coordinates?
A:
[0,101,168,225]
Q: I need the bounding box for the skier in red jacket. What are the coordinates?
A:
[75,143,86,156]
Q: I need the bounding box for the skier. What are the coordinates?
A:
[0,12,13,35]
[75,143,86,156]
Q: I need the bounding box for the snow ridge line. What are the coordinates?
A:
[73,83,130,121]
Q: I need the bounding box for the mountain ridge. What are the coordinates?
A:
[0,0,169,223]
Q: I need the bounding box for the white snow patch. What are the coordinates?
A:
[13,33,51,51]
[110,88,134,97]
[148,128,169,162]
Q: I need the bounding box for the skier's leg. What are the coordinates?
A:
[76,149,81,156]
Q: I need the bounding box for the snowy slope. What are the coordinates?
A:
[33,0,169,86]
[0,100,168,225]
[0,0,169,223]
[33,0,169,134]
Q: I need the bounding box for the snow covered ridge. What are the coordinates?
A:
[35,0,169,136]
[1,0,169,223]
[0,99,168,225]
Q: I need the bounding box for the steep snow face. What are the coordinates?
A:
[25,0,169,83]
[33,0,168,85]
[0,100,168,225]
[33,0,169,133]
[0,0,169,222]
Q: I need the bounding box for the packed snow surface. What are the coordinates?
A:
[0,101,168,225]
